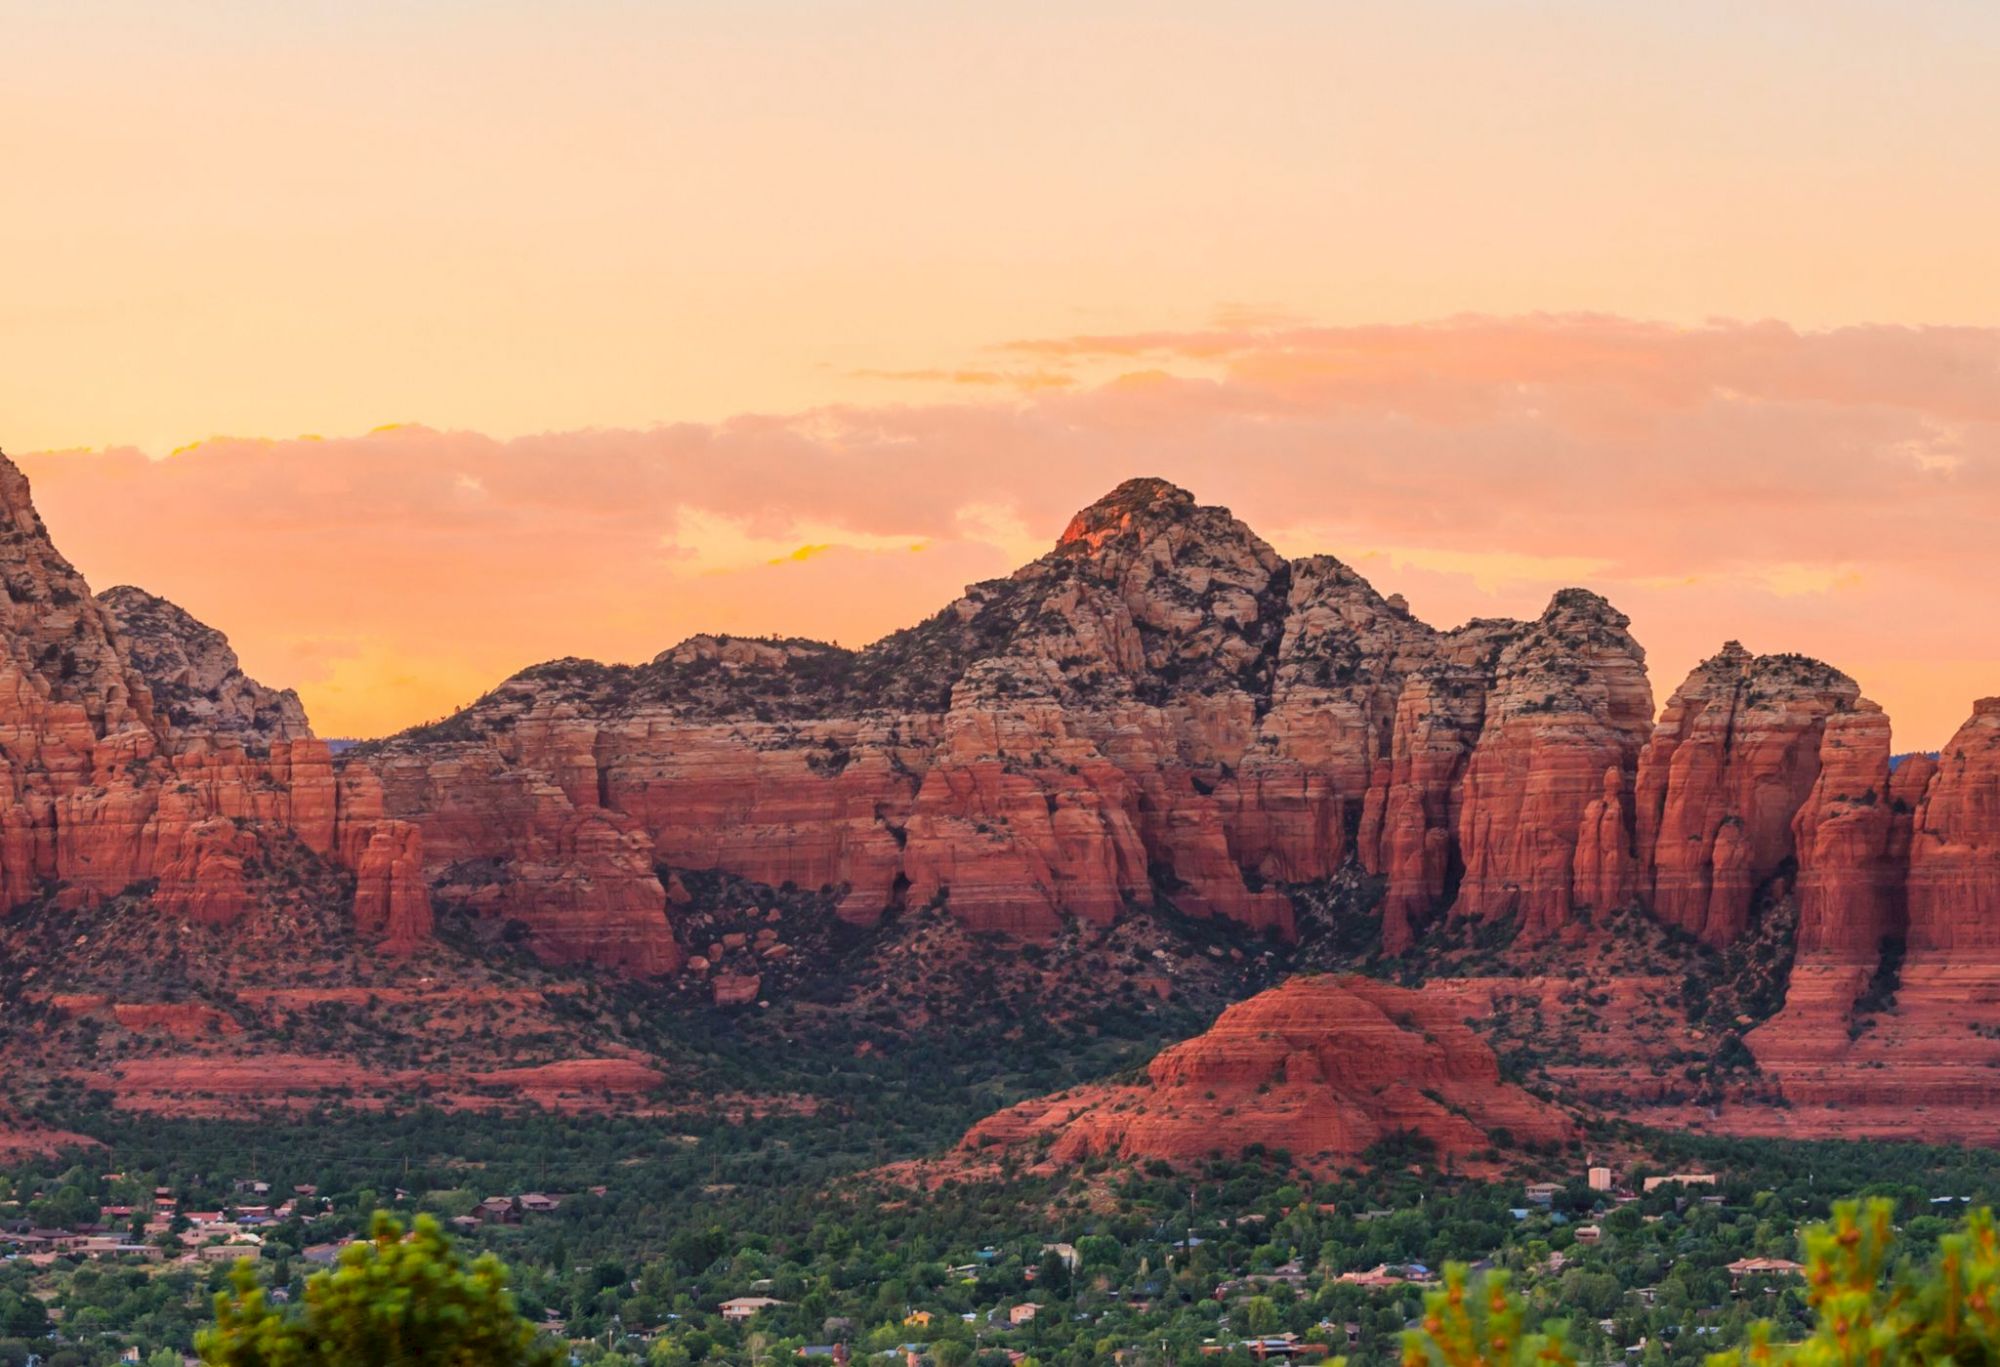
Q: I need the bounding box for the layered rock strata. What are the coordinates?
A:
[352,480,1675,963]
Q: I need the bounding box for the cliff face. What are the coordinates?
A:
[1907,700,2000,953]
[0,450,430,949]
[956,975,1574,1172]
[1450,591,1654,937]
[9,453,2000,1145]
[1738,701,2000,1140]
[347,478,2000,991]
[351,480,1679,966]
[1634,645,1865,945]
[6,463,1985,1024]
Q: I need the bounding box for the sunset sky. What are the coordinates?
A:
[8,2,2000,744]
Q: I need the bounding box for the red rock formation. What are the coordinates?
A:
[0,449,431,953]
[1369,630,1507,950]
[1634,645,1862,945]
[1741,704,2000,1140]
[78,1055,665,1117]
[712,972,762,1007]
[346,482,1682,965]
[1452,592,1654,937]
[1743,707,1904,1065]
[99,586,310,750]
[108,1002,243,1038]
[958,975,1572,1171]
[1791,707,1903,961]
[352,823,432,952]
[1226,556,1437,887]
[1574,766,1635,915]
[17,455,2000,1147]
[1907,700,2000,953]
[351,478,1315,949]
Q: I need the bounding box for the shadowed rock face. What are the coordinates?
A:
[956,975,1574,1172]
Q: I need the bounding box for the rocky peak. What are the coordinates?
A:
[1055,477,1198,552]
[0,450,157,738]
[1050,477,1282,582]
[99,586,311,754]
[1486,589,1650,724]
[851,480,1291,709]
[1540,587,1635,637]
[1676,642,1860,710]
[653,634,839,671]
[1635,642,1865,945]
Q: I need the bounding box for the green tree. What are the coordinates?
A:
[1401,1201,2000,1367]
[1713,1199,2000,1367]
[1400,1266,1571,1367]
[197,1211,559,1366]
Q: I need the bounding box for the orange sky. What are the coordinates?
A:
[9,3,2000,744]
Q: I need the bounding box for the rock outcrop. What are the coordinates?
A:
[0,449,431,951]
[956,975,1574,1171]
[349,480,1678,965]
[1451,591,1653,937]
[1634,645,1865,945]
[1907,700,2000,953]
[1790,706,1906,964]
[1743,702,2000,1135]
[98,585,310,752]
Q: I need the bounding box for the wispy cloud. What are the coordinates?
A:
[847,368,1076,391]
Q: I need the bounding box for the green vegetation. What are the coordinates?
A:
[0,882,1987,1367]
[1400,1199,2000,1367]
[199,1211,556,1366]
[12,1102,2000,1367]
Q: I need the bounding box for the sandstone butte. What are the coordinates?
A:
[3,452,2000,1141]
[955,975,1573,1174]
